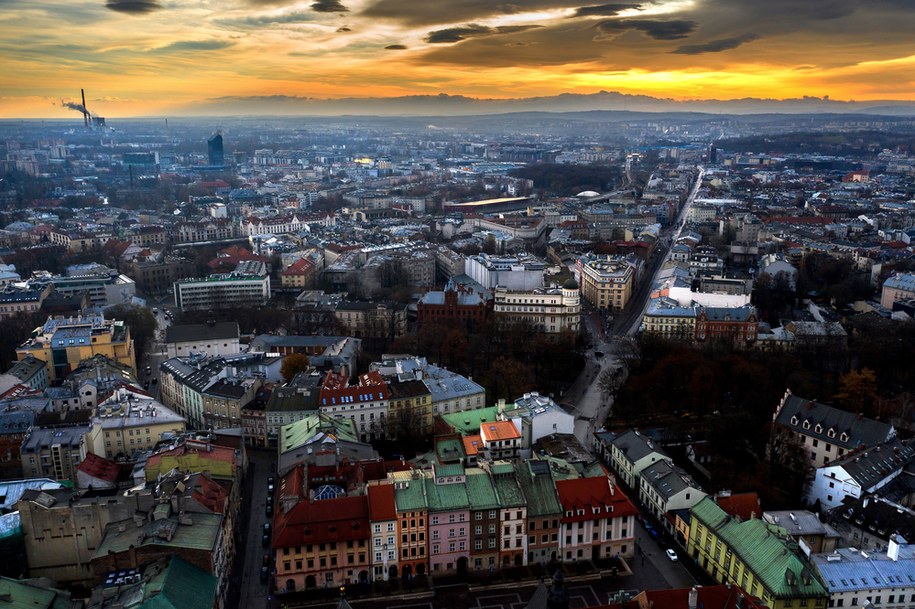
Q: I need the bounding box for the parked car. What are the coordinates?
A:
[666,549,678,561]
[263,522,271,534]
[266,503,273,517]
[262,533,270,547]
[262,553,270,568]
[260,566,269,583]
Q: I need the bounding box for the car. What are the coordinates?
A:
[260,566,269,583]
[262,533,270,547]
[267,476,275,486]
[152,308,158,313]
[144,366,151,374]
[151,378,157,384]
[262,553,271,568]
[265,503,273,516]
[666,549,678,561]
[263,522,271,534]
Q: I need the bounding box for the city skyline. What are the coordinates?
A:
[3,0,915,118]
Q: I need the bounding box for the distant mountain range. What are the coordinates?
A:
[177,91,915,117]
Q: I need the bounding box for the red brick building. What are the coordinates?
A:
[416,281,492,331]
[694,306,758,345]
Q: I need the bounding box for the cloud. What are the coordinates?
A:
[361,0,557,27]
[672,33,759,54]
[220,11,315,27]
[155,40,235,52]
[595,18,696,40]
[337,26,351,32]
[573,3,641,17]
[425,24,541,44]
[311,0,348,12]
[384,44,407,50]
[105,0,162,14]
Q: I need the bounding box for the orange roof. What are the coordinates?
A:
[367,483,396,522]
[462,434,482,456]
[480,420,520,442]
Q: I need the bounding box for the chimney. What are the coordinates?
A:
[887,534,905,561]
[688,586,698,609]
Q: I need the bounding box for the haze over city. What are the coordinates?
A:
[4,0,915,118]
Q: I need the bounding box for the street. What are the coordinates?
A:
[236,448,276,609]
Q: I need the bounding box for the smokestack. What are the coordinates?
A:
[81,89,88,127]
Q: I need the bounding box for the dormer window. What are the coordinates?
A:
[815,424,823,434]
[828,428,836,438]
[790,416,799,426]
[802,420,811,430]
[840,432,849,442]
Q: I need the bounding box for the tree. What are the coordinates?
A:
[106,304,157,359]
[280,353,310,384]
[835,368,878,416]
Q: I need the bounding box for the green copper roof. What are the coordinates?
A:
[0,576,71,609]
[516,461,562,518]
[439,406,500,435]
[392,471,428,512]
[464,469,500,510]
[492,467,525,508]
[424,475,469,512]
[139,556,217,609]
[690,497,827,600]
[279,413,359,454]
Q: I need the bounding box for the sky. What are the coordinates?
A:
[2,0,915,118]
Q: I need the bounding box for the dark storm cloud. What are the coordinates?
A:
[311,0,348,13]
[672,33,759,54]
[425,24,541,44]
[596,18,696,40]
[573,3,641,17]
[384,44,407,50]
[361,0,556,27]
[105,0,162,14]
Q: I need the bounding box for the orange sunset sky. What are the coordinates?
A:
[2,0,915,118]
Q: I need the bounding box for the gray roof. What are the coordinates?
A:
[6,355,46,381]
[763,511,840,539]
[775,393,894,450]
[0,410,36,434]
[611,429,669,464]
[829,438,915,489]
[811,545,915,594]
[165,321,239,344]
[640,459,701,499]
[21,425,88,453]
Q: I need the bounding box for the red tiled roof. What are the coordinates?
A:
[556,476,638,522]
[367,484,396,522]
[77,452,122,482]
[281,257,315,276]
[714,492,761,521]
[641,585,767,609]
[190,473,229,513]
[273,494,370,549]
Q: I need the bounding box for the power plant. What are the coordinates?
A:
[62,89,106,128]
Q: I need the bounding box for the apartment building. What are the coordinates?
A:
[688,497,829,609]
[16,313,137,383]
[575,254,637,311]
[492,279,580,335]
[174,261,271,311]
